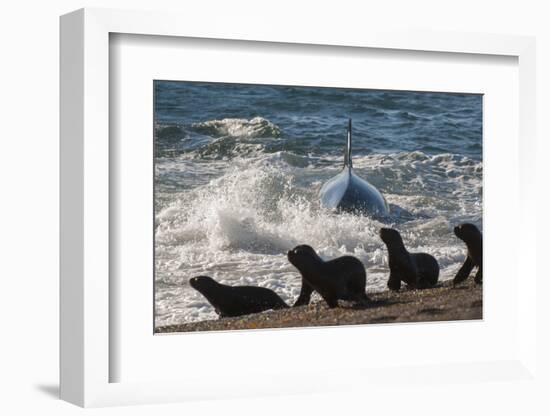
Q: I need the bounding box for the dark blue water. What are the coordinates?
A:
[154,81,482,161]
[153,81,482,327]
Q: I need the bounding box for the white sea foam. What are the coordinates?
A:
[192,116,282,139]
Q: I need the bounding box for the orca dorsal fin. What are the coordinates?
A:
[344,118,353,169]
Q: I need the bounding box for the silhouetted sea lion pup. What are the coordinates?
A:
[189,276,289,318]
[453,223,482,285]
[379,228,439,291]
[287,245,369,308]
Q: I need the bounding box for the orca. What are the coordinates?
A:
[319,119,389,216]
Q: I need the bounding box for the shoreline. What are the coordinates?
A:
[156,279,482,333]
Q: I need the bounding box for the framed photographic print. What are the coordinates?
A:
[60,7,538,408]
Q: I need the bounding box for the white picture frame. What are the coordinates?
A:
[60,7,538,408]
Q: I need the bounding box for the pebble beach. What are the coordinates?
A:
[156,279,482,333]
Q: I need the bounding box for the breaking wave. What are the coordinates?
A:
[191,117,282,139]
[155,117,283,159]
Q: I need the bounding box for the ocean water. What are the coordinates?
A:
[154,81,482,328]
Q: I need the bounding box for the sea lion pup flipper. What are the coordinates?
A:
[453,256,475,286]
[474,267,482,284]
[313,284,339,308]
[387,272,402,291]
[322,294,339,309]
[293,278,314,307]
[453,223,483,286]
[189,276,289,318]
[350,290,370,307]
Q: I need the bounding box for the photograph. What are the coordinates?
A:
[153,81,483,333]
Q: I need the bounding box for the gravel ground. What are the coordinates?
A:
[156,279,482,333]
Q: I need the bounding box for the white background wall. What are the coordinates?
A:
[0,0,548,414]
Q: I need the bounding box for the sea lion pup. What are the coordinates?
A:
[379,228,439,291]
[189,276,289,318]
[287,245,369,308]
[453,223,482,285]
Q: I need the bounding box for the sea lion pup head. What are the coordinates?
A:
[189,275,219,293]
[454,223,481,242]
[379,227,405,248]
[287,244,323,271]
